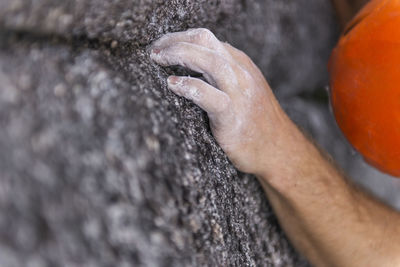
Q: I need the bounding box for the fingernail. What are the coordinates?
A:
[151,48,161,55]
[167,76,180,85]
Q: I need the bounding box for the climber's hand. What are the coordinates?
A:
[150,28,297,175]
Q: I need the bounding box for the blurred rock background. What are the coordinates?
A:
[1,0,399,266]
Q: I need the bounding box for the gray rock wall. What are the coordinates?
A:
[0,0,345,266]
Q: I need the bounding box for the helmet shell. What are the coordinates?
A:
[329,0,400,177]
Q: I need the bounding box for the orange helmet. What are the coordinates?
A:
[329,0,400,177]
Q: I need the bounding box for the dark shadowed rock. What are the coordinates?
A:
[0,0,344,266]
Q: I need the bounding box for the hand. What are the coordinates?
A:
[150,28,296,175]
[151,28,400,267]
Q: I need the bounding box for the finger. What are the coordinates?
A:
[222,43,256,71]
[151,42,239,95]
[222,42,267,85]
[167,76,231,115]
[151,28,226,55]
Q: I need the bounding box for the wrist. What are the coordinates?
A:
[254,121,329,193]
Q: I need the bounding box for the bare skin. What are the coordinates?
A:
[150,12,400,267]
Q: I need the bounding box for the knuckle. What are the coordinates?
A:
[198,28,214,38]
[191,28,216,43]
[224,43,252,63]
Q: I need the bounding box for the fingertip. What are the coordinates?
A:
[167,76,183,96]
[167,76,180,86]
[150,48,161,61]
[151,48,161,55]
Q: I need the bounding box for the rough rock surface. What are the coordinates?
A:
[1,0,338,97]
[4,0,391,266]
[3,37,301,266]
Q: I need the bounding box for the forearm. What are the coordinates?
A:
[256,117,400,267]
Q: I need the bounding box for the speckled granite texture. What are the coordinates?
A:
[1,0,381,266]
